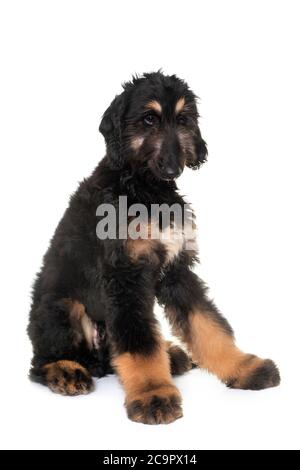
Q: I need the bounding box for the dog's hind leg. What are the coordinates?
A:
[33,360,94,396]
[166,341,194,376]
[28,296,108,395]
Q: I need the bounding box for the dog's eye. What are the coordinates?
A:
[143,114,157,126]
[177,115,187,125]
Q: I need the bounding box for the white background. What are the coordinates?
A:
[0,0,299,450]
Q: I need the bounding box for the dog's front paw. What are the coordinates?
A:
[227,357,280,390]
[126,385,183,425]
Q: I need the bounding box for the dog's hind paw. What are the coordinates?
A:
[166,342,193,376]
[42,360,94,396]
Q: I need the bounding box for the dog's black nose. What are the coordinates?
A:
[158,160,182,180]
[164,166,177,177]
[163,166,182,179]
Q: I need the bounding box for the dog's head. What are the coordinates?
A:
[99,72,207,181]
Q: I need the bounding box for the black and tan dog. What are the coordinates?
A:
[28,72,280,424]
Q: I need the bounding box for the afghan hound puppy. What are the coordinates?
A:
[28,72,280,424]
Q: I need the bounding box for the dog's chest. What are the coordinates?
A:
[159,225,185,263]
[157,223,197,264]
[125,220,197,265]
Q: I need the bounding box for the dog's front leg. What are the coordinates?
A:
[157,258,280,390]
[104,263,182,424]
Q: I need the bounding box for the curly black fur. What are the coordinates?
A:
[28,72,280,423]
[28,71,207,376]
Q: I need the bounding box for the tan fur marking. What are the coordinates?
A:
[130,136,144,151]
[178,129,196,163]
[126,238,159,263]
[44,360,87,377]
[43,361,92,396]
[113,344,175,403]
[125,224,160,263]
[188,314,266,384]
[113,336,183,423]
[175,97,185,114]
[66,300,97,350]
[188,314,244,381]
[125,222,193,265]
[125,223,159,263]
[145,100,162,114]
[160,225,185,263]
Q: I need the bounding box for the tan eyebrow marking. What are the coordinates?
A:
[175,97,185,114]
[145,100,162,114]
[131,136,144,151]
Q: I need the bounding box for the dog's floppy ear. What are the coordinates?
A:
[99,93,127,169]
[187,127,208,169]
